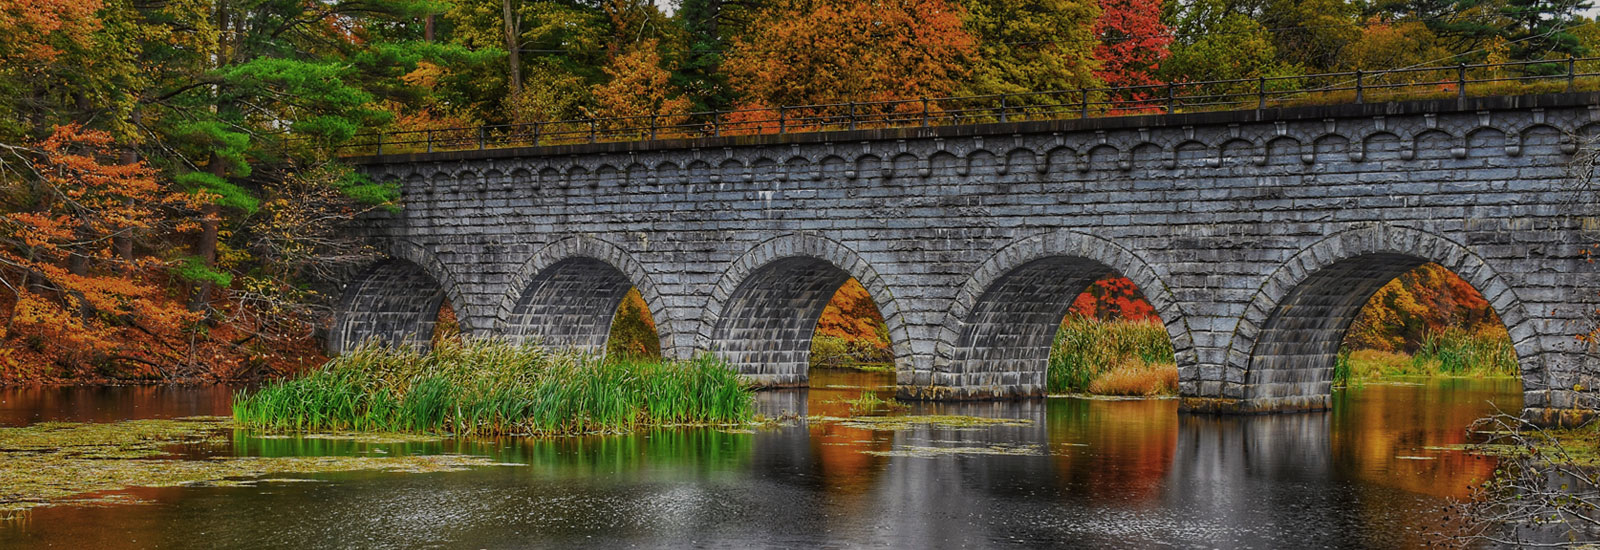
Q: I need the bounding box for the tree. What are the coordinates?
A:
[959,0,1102,102]
[673,0,761,111]
[1340,18,1447,70]
[1094,0,1172,96]
[0,125,197,379]
[724,0,977,118]
[589,39,693,131]
[1068,275,1157,321]
[1161,0,1301,93]
[1499,0,1591,72]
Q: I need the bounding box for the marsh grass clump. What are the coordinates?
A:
[1048,318,1176,395]
[1333,329,1519,387]
[233,340,754,436]
[1413,328,1518,377]
[1085,359,1179,396]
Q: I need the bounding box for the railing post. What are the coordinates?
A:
[588,119,597,143]
[999,95,1008,123]
[376,133,383,156]
[1569,56,1577,92]
[1457,63,1467,100]
[848,102,857,131]
[1354,70,1363,104]
[1080,87,1089,118]
[533,122,542,147]
[1166,83,1175,114]
[921,97,930,127]
[477,126,486,150]
[650,115,658,141]
[426,129,433,153]
[712,110,721,137]
[778,106,787,134]
[1258,76,1266,110]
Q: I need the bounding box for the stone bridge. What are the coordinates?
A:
[338,93,1600,425]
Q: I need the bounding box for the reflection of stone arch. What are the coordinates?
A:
[701,233,909,387]
[923,230,1192,399]
[494,236,673,357]
[1220,224,1539,412]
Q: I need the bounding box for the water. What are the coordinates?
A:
[0,372,1521,549]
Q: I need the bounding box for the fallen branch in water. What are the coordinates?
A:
[1443,410,1600,547]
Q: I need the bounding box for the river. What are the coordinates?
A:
[0,371,1520,549]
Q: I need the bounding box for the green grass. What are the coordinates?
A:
[233,339,754,436]
[1333,328,1520,387]
[1047,319,1176,394]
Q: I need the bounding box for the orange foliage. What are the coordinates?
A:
[814,278,891,352]
[0,0,100,65]
[1068,275,1157,321]
[588,40,693,130]
[724,0,976,116]
[0,126,326,383]
[1345,263,1504,352]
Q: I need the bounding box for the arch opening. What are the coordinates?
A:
[709,257,856,387]
[503,257,647,355]
[945,256,1178,399]
[330,259,449,353]
[1050,275,1177,396]
[1247,254,1523,410]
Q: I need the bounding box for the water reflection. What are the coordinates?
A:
[0,373,1523,549]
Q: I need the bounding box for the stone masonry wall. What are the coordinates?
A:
[340,93,1600,425]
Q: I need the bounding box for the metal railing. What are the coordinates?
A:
[317,57,1600,157]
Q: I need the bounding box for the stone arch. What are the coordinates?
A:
[495,236,674,357]
[328,240,466,354]
[1218,224,1540,412]
[925,230,1194,400]
[700,233,910,387]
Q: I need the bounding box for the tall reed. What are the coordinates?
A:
[1047,318,1175,394]
[233,339,753,436]
[1412,327,1519,376]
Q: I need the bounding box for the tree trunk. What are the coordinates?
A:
[114,109,140,264]
[187,155,223,312]
[503,0,522,95]
[424,13,435,42]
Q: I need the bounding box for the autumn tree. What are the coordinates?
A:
[1093,0,1172,100]
[589,39,693,131]
[0,125,197,380]
[724,0,977,119]
[958,0,1102,103]
[1344,263,1504,352]
[1068,276,1158,322]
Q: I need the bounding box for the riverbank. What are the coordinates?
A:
[1335,329,1519,386]
[232,340,755,436]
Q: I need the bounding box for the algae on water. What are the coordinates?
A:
[0,417,517,514]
